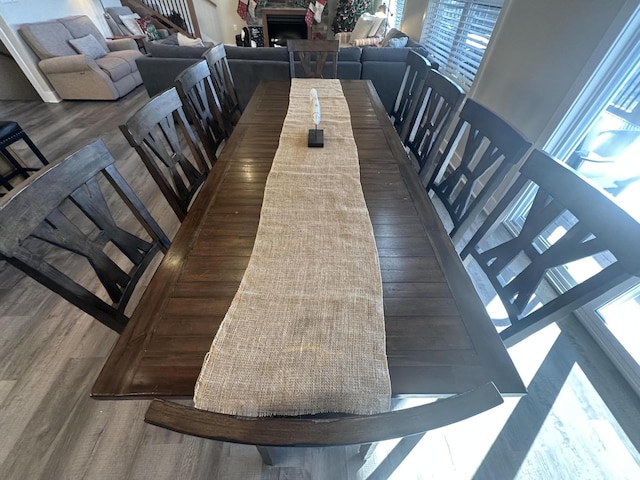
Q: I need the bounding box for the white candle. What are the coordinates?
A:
[310,88,321,126]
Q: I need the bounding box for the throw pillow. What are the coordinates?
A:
[380,28,408,47]
[119,13,143,35]
[178,32,205,47]
[350,14,376,41]
[368,15,386,37]
[136,16,160,40]
[68,34,108,59]
[388,36,408,48]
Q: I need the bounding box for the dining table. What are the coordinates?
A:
[91,79,525,463]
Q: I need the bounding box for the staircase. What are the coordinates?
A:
[121,0,201,38]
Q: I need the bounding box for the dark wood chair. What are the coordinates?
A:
[0,139,170,334]
[120,87,212,222]
[202,44,242,132]
[460,149,640,346]
[287,39,340,79]
[389,50,431,136]
[0,120,49,194]
[426,99,532,243]
[402,69,465,181]
[175,60,229,159]
[146,381,503,476]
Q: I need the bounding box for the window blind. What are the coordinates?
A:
[420,0,503,91]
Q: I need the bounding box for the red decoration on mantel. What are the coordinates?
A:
[237,0,249,20]
[305,3,315,27]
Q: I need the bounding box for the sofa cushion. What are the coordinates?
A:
[69,34,108,59]
[108,49,143,69]
[19,21,76,59]
[337,47,362,62]
[59,15,109,51]
[96,52,139,81]
[147,41,209,58]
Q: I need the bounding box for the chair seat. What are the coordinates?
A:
[0,121,22,143]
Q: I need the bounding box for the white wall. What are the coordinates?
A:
[400,0,426,39]
[193,0,223,44]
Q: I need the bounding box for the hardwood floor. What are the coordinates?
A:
[1,87,640,479]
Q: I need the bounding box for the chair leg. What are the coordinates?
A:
[20,132,49,165]
[359,442,375,461]
[0,147,34,181]
[255,445,276,465]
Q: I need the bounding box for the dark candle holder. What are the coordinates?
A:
[308,126,324,148]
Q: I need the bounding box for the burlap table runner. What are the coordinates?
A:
[194,79,391,416]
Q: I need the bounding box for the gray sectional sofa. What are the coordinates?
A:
[136,37,435,112]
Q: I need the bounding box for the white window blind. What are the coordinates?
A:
[420,0,503,91]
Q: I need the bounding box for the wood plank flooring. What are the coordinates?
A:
[1,86,640,479]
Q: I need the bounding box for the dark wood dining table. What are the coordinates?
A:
[92,80,525,408]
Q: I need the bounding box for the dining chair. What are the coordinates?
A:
[287,39,340,79]
[202,44,242,132]
[0,120,49,194]
[175,60,229,158]
[460,149,640,346]
[388,50,431,136]
[403,69,465,181]
[120,87,212,222]
[0,139,170,334]
[425,99,532,243]
[146,381,503,477]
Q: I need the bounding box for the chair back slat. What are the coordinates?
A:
[287,40,339,79]
[0,139,169,333]
[427,99,532,240]
[460,149,640,345]
[404,70,465,183]
[121,87,211,222]
[389,51,431,135]
[203,45,242,131]
[176,60,229,159]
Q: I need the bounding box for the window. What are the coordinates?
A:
[387,0,406,30]
[420,0,504,91]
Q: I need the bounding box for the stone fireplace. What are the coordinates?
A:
[245,0,333,45]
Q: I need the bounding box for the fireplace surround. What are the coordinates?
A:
[262,8,312,47]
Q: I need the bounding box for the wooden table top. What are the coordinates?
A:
[91,80,525,400]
